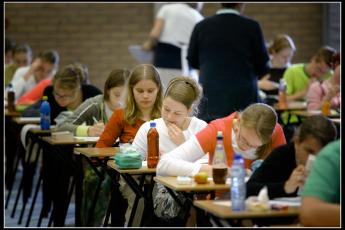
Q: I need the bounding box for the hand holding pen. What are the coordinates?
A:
[88,117,105,136]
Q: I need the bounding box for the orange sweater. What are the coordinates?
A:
[96,108,145,147]
[196,112,286,169]
[16,78,52,105]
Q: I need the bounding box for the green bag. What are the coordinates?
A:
[114,152,142,169]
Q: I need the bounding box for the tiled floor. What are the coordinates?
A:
[4,167,75,227]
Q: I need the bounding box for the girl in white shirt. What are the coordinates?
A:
[131,76,207,223]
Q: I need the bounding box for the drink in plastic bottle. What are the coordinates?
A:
[7,83,16,112]
[231,153,246,211]
[278,79,287,109]
[40,96,51,130]
[321,100,331,116]
[212,131,228,184]
[147,121,159,168]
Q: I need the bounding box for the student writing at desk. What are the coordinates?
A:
[258,34,296,105]
[56,68,129,226]
[18,63,102,213]
[96,64,163,226]
[306,53,340,111]
[300,140,340,227]
[246,115,337,199]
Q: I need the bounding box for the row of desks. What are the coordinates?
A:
[5,103,335,227]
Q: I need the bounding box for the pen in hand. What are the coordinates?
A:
[93,117,99,125]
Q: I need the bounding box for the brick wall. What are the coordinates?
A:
[5,2,340,90]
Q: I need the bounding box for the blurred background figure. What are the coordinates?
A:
[5,37,15,66]
[258,34,296,105]
[10,49,60,102]
[5,43,33,86]
[142,3,204,89]
[283,46,336,102]
[306,52,340,111]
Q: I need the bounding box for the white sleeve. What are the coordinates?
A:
[12,77,26,101]
[156,4,167,19]
[132,122,149,160]
[157,135,205,177]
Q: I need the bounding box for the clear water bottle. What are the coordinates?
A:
[231,153,246,211]
[40,96,51,130]
[7,83,16,112]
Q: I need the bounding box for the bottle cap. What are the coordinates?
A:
[234,153,242,160]
[150,121,156,128]
[217,131,223,139]
[42,96,48,100]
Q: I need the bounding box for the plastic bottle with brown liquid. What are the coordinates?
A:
[212,131,228,184]
[321,100,331,116]
[7,83,16,112]
[278,79,287,109]
[147,121,159,168]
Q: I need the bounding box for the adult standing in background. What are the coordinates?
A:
[142,3,204,89]
[187,3,269,122]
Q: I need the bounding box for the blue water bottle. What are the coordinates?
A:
[231,153,246,211]
[40,96,51,130]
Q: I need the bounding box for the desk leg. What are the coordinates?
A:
[140,175,155,226]
[104,169,126,227]
[126,174,145,227]
[75,154,83,226]
[83,157,106,226]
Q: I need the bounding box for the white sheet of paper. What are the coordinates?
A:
[128,45,153,64]
[74,136,99,142]
[272,196,301,206]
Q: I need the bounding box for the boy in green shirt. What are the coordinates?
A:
[300,140,340,227]
[283,46,335,101]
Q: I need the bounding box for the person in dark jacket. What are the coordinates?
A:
[187,3,269,122]
[246,115,337,199]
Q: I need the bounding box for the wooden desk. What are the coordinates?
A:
[12,117,40,124]
[5,109,21,117]
[39,135,98,226]
[42,136,98,145]
[107,161,156,174]
[74,147,119,158]
[194,200,299,219]
[154,176,231,226]
[274,101,307,111]
[330,118,341,124]
[154,176,230,192]
[107,161,156,227]
[290,109,340,118]
[73,147,119,226]
[17,126,56,226]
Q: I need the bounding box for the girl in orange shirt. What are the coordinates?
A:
[96,64,163,147]
[157,103,286,177]
[93,64,163,226]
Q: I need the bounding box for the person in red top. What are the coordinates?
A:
[96,64,163,147]
[157,103,286,177]
[16,78,52,105]
[94,64,163,226]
